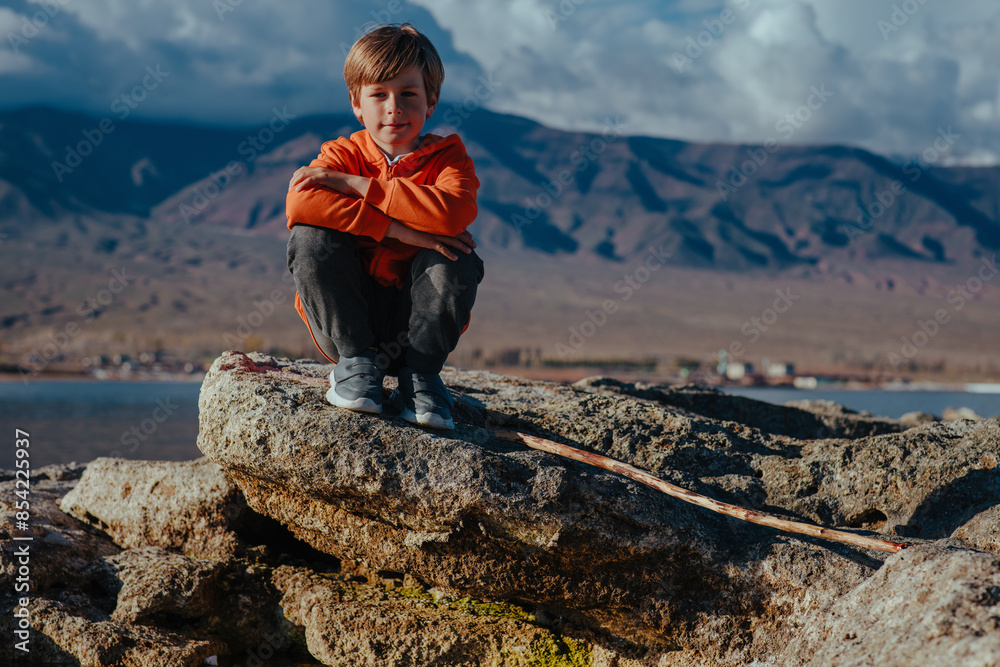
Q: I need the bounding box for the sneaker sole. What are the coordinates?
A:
[399,407,454,430]
[326,385,382,414]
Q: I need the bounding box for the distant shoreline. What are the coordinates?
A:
[3,366,999,396]
[0,372,205,383]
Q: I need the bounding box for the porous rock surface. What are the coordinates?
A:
[0,440,638,665]
[0,464,228,666]
[191,351,1000,666]
[58,458,247,559]
[2,350,998,666]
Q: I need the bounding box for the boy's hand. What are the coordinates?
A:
[385,220,476,261]
[289,167,369,197]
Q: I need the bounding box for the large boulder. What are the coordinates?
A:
[1,460,295,666]
[779,544,1000,665]
[0,464,119,597]
[59,458,248,559]
[271,565,598,667]
[0,464,228,666]
[196,351,1000,664]
[3,446,630,666]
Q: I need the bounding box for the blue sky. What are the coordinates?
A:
[2,0,999,164]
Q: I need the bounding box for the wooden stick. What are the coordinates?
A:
[495,430,907,554]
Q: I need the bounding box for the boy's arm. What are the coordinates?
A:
[362,150,479,237]
[384,220,476,261]
[285,147,393,241]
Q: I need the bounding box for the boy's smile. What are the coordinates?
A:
[351,65,436,160]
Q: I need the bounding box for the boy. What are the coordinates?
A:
[286,23,483,430]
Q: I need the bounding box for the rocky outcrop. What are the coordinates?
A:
[0,452,642,665]
[3,350,998,666]
[781,544,1000,664]
[193,351,1000,665]
[270,565,608,666]
[58,458,249,559]
[0,464,228,666]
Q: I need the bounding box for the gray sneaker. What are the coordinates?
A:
[397,367,455,430]
[326,351,385,414]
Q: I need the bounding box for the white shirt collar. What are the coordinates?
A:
[377,135,423,165]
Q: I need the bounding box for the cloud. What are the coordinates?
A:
[410,0,1000,164]
[1,0,998,163]
[0,0,480,126]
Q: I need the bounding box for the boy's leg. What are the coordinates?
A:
[287,224,385,413]
[403,248,485,373]
[393,248,484,429]
[286,224,378,362]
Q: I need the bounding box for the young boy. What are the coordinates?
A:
[286,23,484,430]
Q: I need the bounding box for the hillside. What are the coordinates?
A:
[0,107,998,381]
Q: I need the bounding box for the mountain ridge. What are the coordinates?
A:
[1,106,999,380]
[2,105,998,274]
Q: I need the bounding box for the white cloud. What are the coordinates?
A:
[0,0,998,163]
[410,0,1000,164]
[0,0,478,125]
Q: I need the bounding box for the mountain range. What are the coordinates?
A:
[1,106,998,381]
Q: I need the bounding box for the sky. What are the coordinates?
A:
[1,0,999,164]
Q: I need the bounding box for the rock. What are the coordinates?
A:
[197,351,1000,665]
[271,565,554,666]
[8,448,615,667]
[944,406,984,421]
[94,546,225,623]
[779,545,1000,665]
[0,465,227,667]
[952,505,1000,555]
[8,350,998,666]
[9,598,224,667]
[576,377,905,440]
[59,458,249,559]
[755,419,1000,540]
[900,410,939,427]
[1,458,306,667]
[1,463,120,596]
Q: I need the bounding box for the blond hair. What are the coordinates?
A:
[344,24,444,107]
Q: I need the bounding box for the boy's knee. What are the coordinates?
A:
[451,249,485,285]
[288,225,354,268]
[414,248,484,285]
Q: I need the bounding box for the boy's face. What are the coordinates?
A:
[351,65,436,159]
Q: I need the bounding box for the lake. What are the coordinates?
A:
[2,380,204,469]
[2,379,998,468]
[723,386,1000,421]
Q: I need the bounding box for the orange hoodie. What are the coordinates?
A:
[286,130,479,355]
[286,129,479,288]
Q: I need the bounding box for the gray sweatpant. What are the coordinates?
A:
[287,224,484,375]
